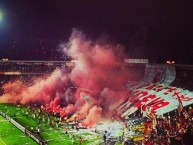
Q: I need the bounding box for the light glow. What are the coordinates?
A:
[0,10,3,22]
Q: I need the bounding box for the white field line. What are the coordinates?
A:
[0,138,6,145]
[0,120,9,123]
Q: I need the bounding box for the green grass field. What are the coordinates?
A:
[0,115,37,145]
[0,104,103,145]
[0,138,6,145]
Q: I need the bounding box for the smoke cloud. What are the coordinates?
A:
[0,29,135,125]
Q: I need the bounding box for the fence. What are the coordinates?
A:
[0,111,46,145]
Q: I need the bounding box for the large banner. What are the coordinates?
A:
[119,83,193,117]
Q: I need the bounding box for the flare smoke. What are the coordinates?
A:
[0,30,137,125]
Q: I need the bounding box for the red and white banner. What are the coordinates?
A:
[119,83,193,117]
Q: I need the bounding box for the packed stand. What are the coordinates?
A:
[171,68,193,91]
[142,106,193,145]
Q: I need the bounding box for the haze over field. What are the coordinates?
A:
[0,30,140,126]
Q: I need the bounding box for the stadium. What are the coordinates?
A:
[0,1,192,145]
[1,56,193,145]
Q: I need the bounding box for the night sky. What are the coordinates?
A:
[0,0,193,64]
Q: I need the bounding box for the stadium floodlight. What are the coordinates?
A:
[166,60,175,64]
[0,10,3,23]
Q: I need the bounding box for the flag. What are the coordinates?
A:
[143,106,157,130]
[144,106,154,120]
[141,104,147,117]
[149,109,155,120]
[152,112,157,130]
[177,93,183,116]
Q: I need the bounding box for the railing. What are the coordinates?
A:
[0,111,46,145]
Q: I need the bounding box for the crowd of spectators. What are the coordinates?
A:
[171,68,193,91]
[0,62,70,96]
[0,62,64,73]
[2,63,193,144]
[142,106,193,145]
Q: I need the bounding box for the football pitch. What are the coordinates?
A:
[0,104,103,145]
[0,115,37,145]
[0,138,6,145]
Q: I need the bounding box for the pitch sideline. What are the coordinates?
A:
[0,138,6,145]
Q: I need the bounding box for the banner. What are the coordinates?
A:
[120,84,193,117]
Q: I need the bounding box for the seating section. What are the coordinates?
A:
[171,68,193,91]
[142,64,176,85]
[126,64,176,91]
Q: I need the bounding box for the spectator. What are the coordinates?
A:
[79,137,82,145]
[103,134,107,144]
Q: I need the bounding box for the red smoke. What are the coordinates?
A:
[0,30,135,125]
